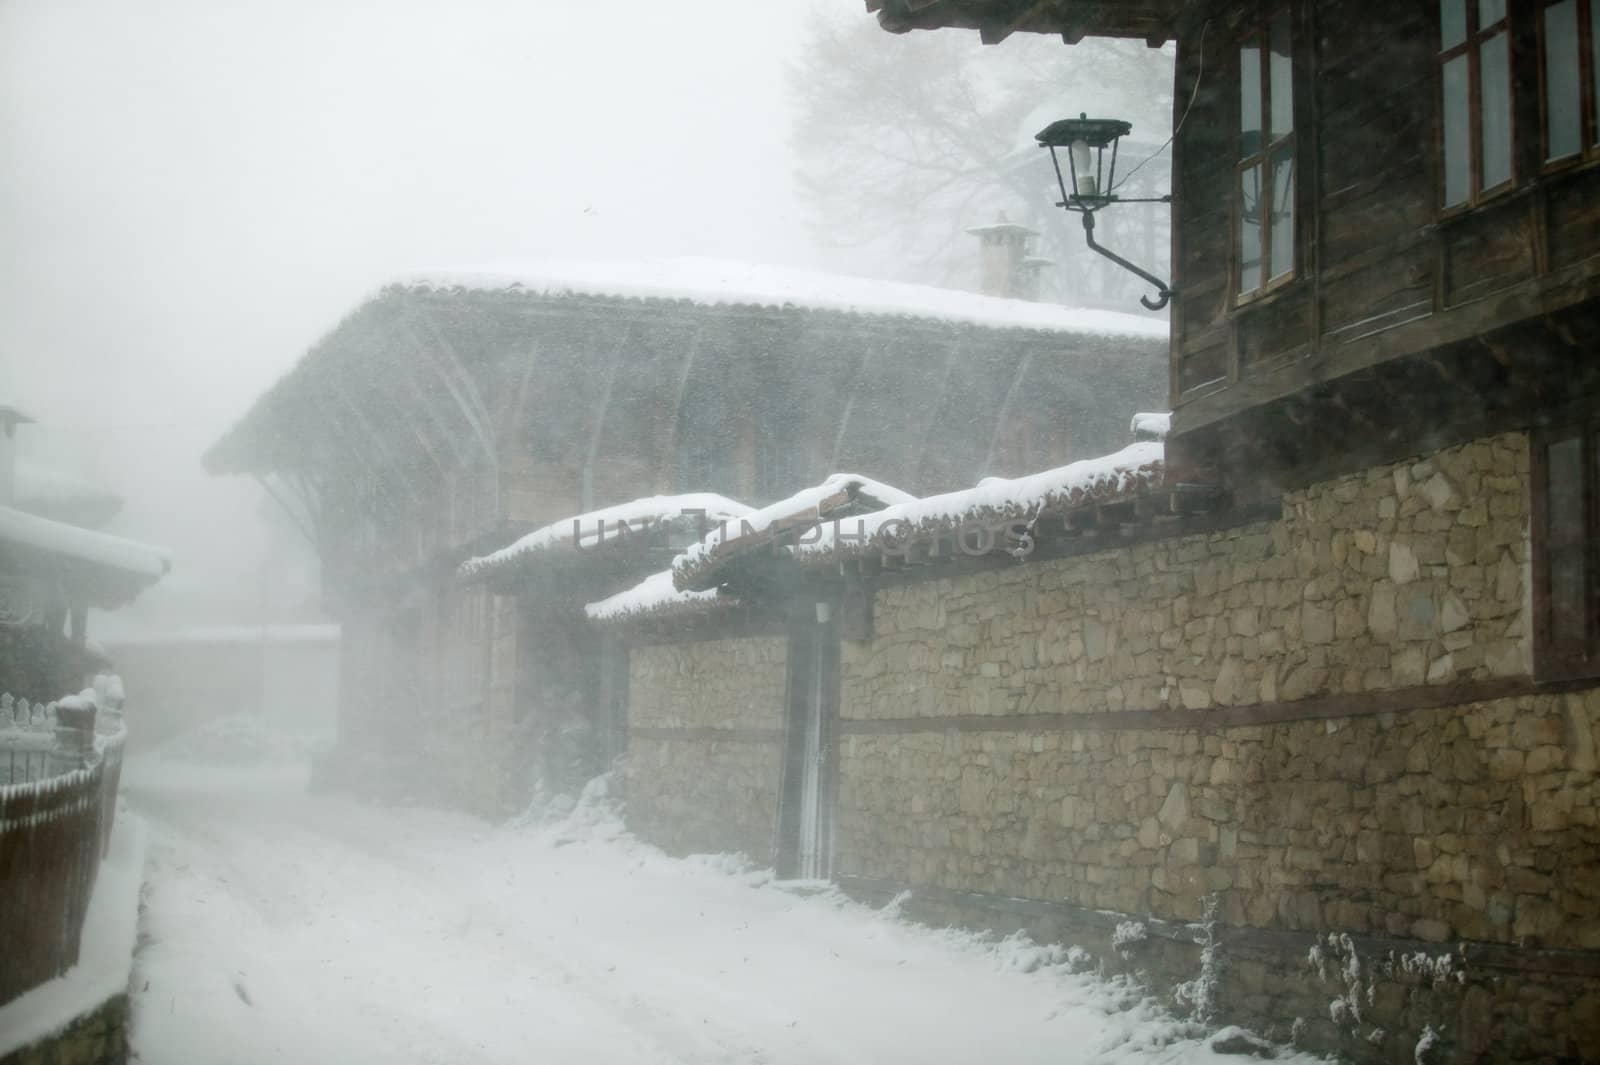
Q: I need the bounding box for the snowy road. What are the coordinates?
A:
[123,761,1305,1065]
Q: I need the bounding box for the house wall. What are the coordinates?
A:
[830,431,1600,1061]
[1170,0,1600,453]
[104,636,339,752]
[623,636,786,859]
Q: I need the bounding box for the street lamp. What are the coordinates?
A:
[1036,114,1175,312]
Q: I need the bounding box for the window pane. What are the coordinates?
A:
[1269,144,1295,280]
[1548,436,1587,651]
[1240,36,1262,158]
[1441,0,1467,49]
[1238,163,1263,293]
[1545,1,1582,160]
[1481,31,1513,189]
[1442,55,1471,206]
[1269,13,1294,139]
[1479,0,1507,28]
[1552,545,1587,649]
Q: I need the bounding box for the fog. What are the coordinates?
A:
[0,0,826,634]
[1,0,1171,640]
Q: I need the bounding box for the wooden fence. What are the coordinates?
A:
[0,707,125,1008]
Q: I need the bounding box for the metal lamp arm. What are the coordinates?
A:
[1080,212,1175,312]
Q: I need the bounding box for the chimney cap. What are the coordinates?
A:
[965,210,1038,239]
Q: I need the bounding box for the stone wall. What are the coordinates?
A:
[844,433,1530,721]
[628,637,787,730]
[831,433,1599,1061]
[838,691,1600,945]
[623,636,786,858]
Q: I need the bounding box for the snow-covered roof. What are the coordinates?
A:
[15,461,120,508]
[791,442,1164,565]
[390,258,1168,338]
[672,473,913,590]
[0,506,169,579]
[1130,412,1171,440]
[459,492,752,582]
[965,220,1039,238]
[13,461,123,527]
[584,569,735,625]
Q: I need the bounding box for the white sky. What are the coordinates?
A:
[0,0,1163,635]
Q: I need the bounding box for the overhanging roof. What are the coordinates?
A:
[866,0,1183,45]
[0,506,170,609]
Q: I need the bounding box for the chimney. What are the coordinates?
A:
[0,406,33,507]
[966,212,1040,300]
[1016,256,1055,302]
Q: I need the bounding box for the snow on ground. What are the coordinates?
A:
[123,759,1317,1065]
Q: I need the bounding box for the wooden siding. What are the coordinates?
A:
[1170,0,1600,452]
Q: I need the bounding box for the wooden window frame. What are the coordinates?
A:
[1233,7,1298,304]
[1437,0,1516,213]
[1537,0,1600,168]
[1531,422,1600,682]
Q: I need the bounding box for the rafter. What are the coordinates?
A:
[402,300,499,471]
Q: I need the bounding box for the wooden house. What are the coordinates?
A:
[205,259,1166,811]
[871,0,1600,502]
[0,407,170,700]
[549,6,1600,1059]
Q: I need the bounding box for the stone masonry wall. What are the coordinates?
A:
[624,637,786,858]
[832,433,1600,1060]
[844,433,1530,721]
[628,637,788,730]
[838,691,1600,946]
[833,435,1600,944]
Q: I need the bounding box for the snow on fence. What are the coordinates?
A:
[0,686,127,1008]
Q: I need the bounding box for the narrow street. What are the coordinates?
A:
[121,760,1303,1065]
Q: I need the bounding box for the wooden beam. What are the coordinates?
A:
[581,324,636,507]
[979,0,1051,44]
[325,371,428,505]
[393,351,473,470]
[836,675,1587,737]
[980,350,1034,478]
[402,301,500,471]
[655,325,707,493]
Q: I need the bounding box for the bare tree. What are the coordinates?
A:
[790,14,1174,310]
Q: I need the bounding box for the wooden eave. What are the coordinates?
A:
[1174,254,1600,442]
[866,0,1182,45]
[203,284,1125,482]
[672,485,898,593]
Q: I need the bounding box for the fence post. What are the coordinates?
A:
[51,700,97,776]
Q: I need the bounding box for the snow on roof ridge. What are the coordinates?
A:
[387,257,1169,338]
[1130,412,1171,439]
[584,569,731,624]
[0,506,169,579]
[459,492,753,581]
[672,472,913,587]
[793,442,1164,563]
[15,460,122,507]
